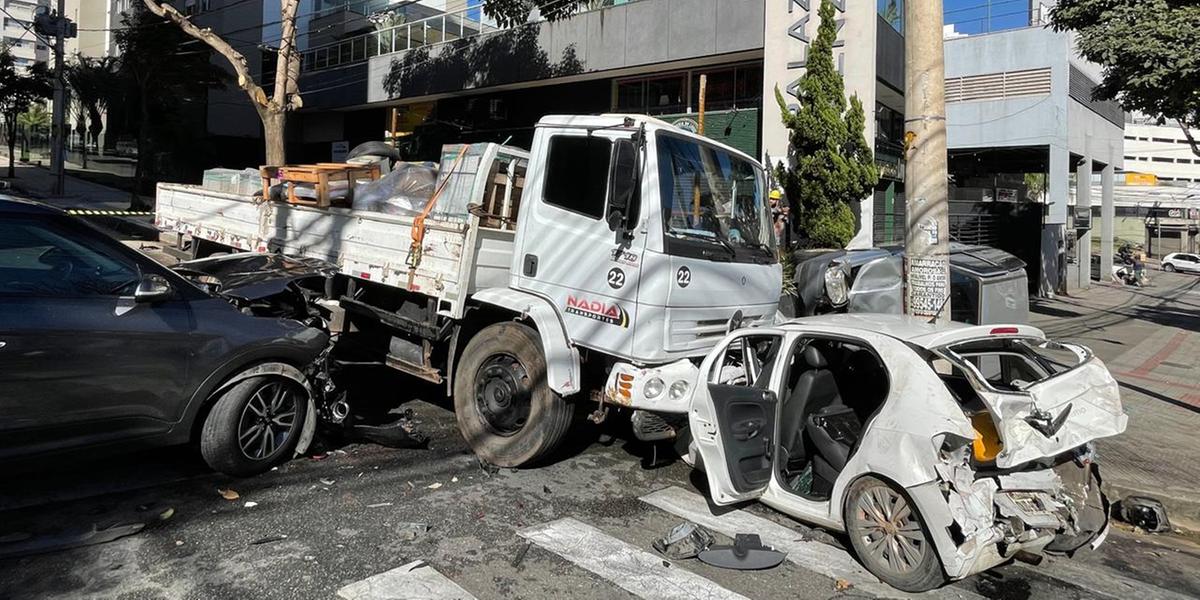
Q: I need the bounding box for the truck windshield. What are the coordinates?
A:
[656,133,775,263]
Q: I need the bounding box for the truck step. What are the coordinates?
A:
[631,410,685,442]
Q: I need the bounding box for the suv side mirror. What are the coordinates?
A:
[134,273,174,303]
[606,138,639,235]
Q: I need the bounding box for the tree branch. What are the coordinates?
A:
[1178,119,1200,159]
[141,0,271,110]
[272,0,301,110]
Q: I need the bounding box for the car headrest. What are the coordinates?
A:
[802,346,828,369]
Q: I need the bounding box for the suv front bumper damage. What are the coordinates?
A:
[913,447,1110,580]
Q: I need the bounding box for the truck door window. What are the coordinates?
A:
[709,334,782,389]
[543,135,611,219]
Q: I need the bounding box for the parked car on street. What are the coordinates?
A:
[791,244,1029,324]
[0,197,332,476]
[615,314,1125,591]
[1161,252,1200,274]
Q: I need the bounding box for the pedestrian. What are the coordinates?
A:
[1132,252,1145,286]
[769,189,789,248]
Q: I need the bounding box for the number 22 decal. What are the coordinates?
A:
[676,266,691,288]
[607,268,626,289]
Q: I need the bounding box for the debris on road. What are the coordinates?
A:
[427,482,442,490]
[347,417,429,449]
[320,478,336,486]
[834,578,853,592]
[250,534,289,545]
[511,541,531,568]
[0,522,146,559]
[218,489,240,501]
[395,522,429,542]
[697,534,787,571]
[366,502,393,508]
[1117,496,1171,533]
[652,522,715,560]
[244,502,259,508]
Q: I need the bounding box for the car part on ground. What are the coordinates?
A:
[1116,496,1172,533]
[696,534,787,570]
[652,522,716,560]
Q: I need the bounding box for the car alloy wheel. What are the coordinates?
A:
[849,485,929,576]
[1164,263,1176,272]
[236,381,300,460]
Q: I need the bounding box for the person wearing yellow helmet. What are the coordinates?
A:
[769,189,789,247]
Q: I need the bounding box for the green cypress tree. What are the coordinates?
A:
[774,0,880,248]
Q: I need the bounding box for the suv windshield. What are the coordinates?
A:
[656,133,775,263]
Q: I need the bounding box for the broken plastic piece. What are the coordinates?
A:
[652,522,715,560]
[697,534,786,570]
[1117,496,1170,533]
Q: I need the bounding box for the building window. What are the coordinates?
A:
[614,64,761,116]
[878,0,903,33]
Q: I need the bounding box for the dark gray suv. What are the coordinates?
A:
[0,198,329,476]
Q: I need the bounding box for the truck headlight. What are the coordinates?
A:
[669,380,690,401]
[824,266,849,306]
[644,377,665,399]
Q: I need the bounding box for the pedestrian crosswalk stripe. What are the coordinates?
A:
[1035,553,1195,600]
[520,517,751,600]
[336,560,477,600]
[641,486,985,600]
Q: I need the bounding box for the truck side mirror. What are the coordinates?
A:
[606,139,639,235]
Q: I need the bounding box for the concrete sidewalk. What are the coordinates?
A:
[1030,273,1200,530]
[1,160,159,239]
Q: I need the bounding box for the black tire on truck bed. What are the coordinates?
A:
[454,321,574,467]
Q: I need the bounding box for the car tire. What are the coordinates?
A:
[454,322,574,468]
[1164,263,1176,272]
[200,376,309,477]
[844,476,946,592]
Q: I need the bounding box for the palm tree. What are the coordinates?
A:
[16,103,50,162]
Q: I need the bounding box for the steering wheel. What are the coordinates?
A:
[38,246,75,282]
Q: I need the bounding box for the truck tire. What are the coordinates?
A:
[200,376,309,477]
[454,322,574,467]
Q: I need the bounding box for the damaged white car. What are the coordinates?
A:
[609,314,1127,592]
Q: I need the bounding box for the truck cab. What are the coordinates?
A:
[513,115,781,366]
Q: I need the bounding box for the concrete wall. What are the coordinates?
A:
[350,0,763,105]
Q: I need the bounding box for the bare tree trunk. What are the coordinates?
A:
[6,119,15,179]
[261,107,286,166]
[131,88,150,211]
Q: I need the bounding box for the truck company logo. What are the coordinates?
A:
[565,296,629,328]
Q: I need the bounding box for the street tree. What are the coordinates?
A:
[1049,0,1200,156]
[0,49,53,178]
[143,0,302,166]
[117,3,224,209]
[773,0,878,248]
[65,55,120,169]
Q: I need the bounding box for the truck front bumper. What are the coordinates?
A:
[603,360,699,414]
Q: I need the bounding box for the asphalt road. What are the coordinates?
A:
[1,384,1197,600]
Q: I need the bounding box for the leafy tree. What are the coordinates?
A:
[65,55,120,168]
[0,49,52,178]
[117,3,224,208]
[1049,0,1200,156]
[773,0,878,248]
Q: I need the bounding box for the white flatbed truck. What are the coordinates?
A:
[155,114,782,466]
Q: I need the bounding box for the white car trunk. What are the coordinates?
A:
[940,339,1128,469]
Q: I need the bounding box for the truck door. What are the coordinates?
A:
[690,331,784,505]
[514,130,645,358]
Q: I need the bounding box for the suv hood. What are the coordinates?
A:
[172,253,337,301]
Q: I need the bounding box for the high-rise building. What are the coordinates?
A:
[1,0,51,71]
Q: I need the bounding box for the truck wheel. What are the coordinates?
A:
[844,476,946,592]
[200,377,308,477]
[454,322,574,467]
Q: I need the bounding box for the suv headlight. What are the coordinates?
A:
[669,380,690,401]
[824,265,850,306]
[644,377,665,399]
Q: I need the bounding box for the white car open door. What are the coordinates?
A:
[689,331,783,505]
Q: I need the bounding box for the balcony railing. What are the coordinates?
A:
[301,4,504,73]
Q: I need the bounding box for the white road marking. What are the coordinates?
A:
[1040,555,1197,600]
[336,560,477,600]
[640,486,983,600]
[519,517,750,600]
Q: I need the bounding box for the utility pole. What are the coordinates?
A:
[36,0,74,196]
[903,0,951,323]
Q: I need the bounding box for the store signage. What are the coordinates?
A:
[781,0,847,107]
